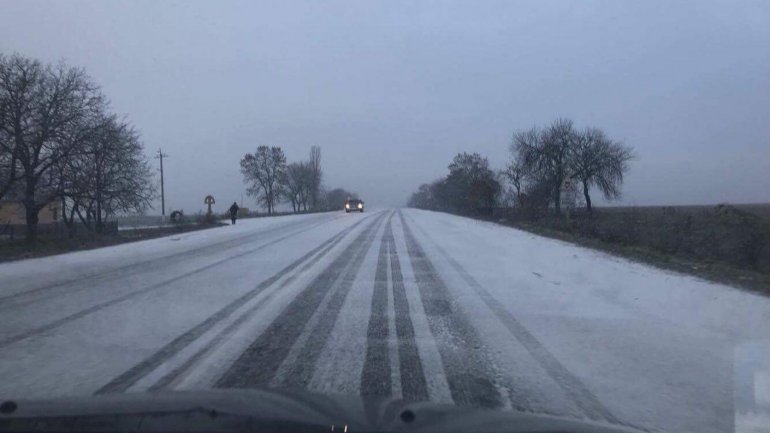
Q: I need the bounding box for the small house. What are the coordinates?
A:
[0,200,60,225]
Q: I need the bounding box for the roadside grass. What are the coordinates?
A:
[0,223,224,263]
[0,209,336,263]
[455,203,770,296]
[500,218,770,296]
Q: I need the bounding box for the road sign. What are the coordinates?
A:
[204,195,215,214]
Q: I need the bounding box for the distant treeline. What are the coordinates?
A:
[239,145,357,214]
[407,152,500,215]
[407,119,770,275]
[408,118,633,216]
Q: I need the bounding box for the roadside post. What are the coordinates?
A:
[204,195,216,215]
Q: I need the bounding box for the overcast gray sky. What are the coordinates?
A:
[1,0,768,213]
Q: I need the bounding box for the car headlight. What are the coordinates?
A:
[358,203,363,208]
[345,204,350,208]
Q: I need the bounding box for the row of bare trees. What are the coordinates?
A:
[407,152,500,214]
[0,53,154,240]
[507,118,634,215]
[409,119,634,216]
[56,118,153,232]
[240,145,323,214]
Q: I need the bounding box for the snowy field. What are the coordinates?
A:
[1,208,768,433]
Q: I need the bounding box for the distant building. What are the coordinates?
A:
[0,200,60,225]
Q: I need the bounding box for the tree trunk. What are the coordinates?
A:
[61,197,75,237]
[310,189,317,210]
[76,206,89,228]
[61,197,69,227]
[96,197,103,234]
[583,180,593,215]
[24,182,38,242]
[25,206,39,241]
[67,204,78,237]
[553,188,562,216]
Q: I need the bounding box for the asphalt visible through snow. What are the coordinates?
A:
[1,208,769,433]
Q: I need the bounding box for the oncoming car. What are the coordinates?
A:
[345,199,364,213]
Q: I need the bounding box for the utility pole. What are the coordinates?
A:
[156,149,169,217]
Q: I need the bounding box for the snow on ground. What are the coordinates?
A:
[0,212,339,299]
[0,211,372,397]
[1,207,768,433]
[402,208,770,433]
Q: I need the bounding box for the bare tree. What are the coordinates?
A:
[307,145,322,210]
[513,119,634,215]
[0,53,36,203]
[445,152,500,213]
[502,151,527,207]
[0,55,21,201]
[0,54,104,240]
[407,153,500,214]
[281,161,311,213]
[570,127,634,214]
[240,146,286,214]
[407,182,436,209]
[299,162,313,211]
[324,187,354,210]
[58,115,155,232]
[516,118,576,216]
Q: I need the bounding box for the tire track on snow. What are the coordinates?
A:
[401,210,621,424]
[216,212,387,388]
[0,214,348,349]
[0,214,338,308]
[146,217,367,391]
[397,211,504,409]
[360,218,392,396]
[96,212,377,394]
[386,217,430,402]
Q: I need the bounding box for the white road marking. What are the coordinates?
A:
[307,221,386,394]
[389,215,452,404]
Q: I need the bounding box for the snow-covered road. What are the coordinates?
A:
[1,209,769,432]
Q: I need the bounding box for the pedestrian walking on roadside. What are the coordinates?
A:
[229,202,240,225]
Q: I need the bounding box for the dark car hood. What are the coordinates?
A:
[0,388,644,433]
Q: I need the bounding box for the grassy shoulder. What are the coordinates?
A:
[421,203,768,296]
[486,217,770,296]
[0,223,224,263]
[0,209,334,263]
